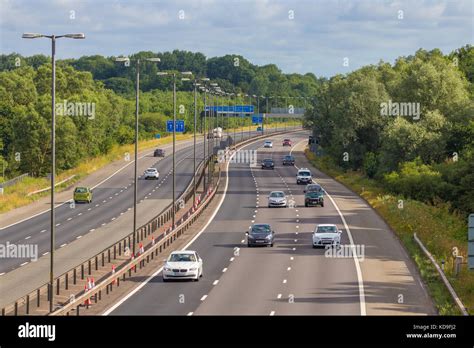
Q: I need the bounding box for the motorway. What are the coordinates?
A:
[0,128,271,274]
[108,131,435,316]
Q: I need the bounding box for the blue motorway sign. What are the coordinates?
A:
[166,120,185,132]
[252,116,263,124]
[155,134,161,139]
[205,105,254,114]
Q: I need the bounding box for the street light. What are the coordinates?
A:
[157,71,193,230]
[116,56,160,259]
[22,31,85,313]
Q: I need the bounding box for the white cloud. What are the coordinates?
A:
[0,0,472,77]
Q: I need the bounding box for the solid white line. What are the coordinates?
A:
[291,139,366,316]
[200,295,208,301]
[103,142,237,315]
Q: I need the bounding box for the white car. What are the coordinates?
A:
[268,191,288,208]
[144,168,159,180]
[312,224,342,248]
[263,140,273,148]
[162,250,203,282]
[296,168,312,185]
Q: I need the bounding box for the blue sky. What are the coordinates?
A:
[1,0,472,77]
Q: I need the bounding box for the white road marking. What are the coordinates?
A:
[90,229,95,232]
[230,257,235,262]
[0,272,5,276]
[213,280,219,285]
[287,267,291,271]
[40,229,46,233]
[200,295,208,301]
[290,257,294,260]
[277,294,282,299]
[43,252,49,256]
[187,312,193,316]
[24,236,31,240]
[222,268,227,273]
[88,208,92,211]
[55,223,60,227]
[77,213,82,216]
[67,217,73,221]
[283,279,287,284]
[292,247,296,251]
[111,217,116,221]
[60,243,67,248]
[103,136,266,315]
[20,262,28,266]
[270,311,275,316]
[76,235,82,239]
[291,139,367,316]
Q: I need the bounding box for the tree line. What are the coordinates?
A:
[307,45,474,215]
[0,50,317,179]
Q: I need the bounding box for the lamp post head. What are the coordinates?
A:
[22,33,44,39]
[64,33,85,39]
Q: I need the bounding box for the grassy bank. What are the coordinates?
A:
[0,121,299,214]
[0,134,193,213]
[305,149,472,315]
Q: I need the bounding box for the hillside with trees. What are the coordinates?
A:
[307,45,474,215]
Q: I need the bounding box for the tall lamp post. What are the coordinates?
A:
[22,32,85,313]
[116,56,160,257]
[157,71,192,230]
[182,77,208,203]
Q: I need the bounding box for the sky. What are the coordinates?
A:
[0,0,473,77]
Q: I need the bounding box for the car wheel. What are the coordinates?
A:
[194,276,199,282]
[305,203,308,207]
[321,203,324,207]
[247,243,251,247]
[312,245,316,249]
[162,277,169,282]
[270,243,274,247]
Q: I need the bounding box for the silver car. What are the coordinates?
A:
[144,168,159,180]
[268,191,288,208]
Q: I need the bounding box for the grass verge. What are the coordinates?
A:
[305,149,471,315]
[0,122,298,214]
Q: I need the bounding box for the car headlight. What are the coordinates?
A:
[189,267,197,271]
[266,234,272,239]
[313,236,320,241]
[164,267,171,271]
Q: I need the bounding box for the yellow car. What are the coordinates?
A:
[73,187,93,203]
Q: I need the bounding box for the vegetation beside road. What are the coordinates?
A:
[306,149,472,315]
[306,45,473,217]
